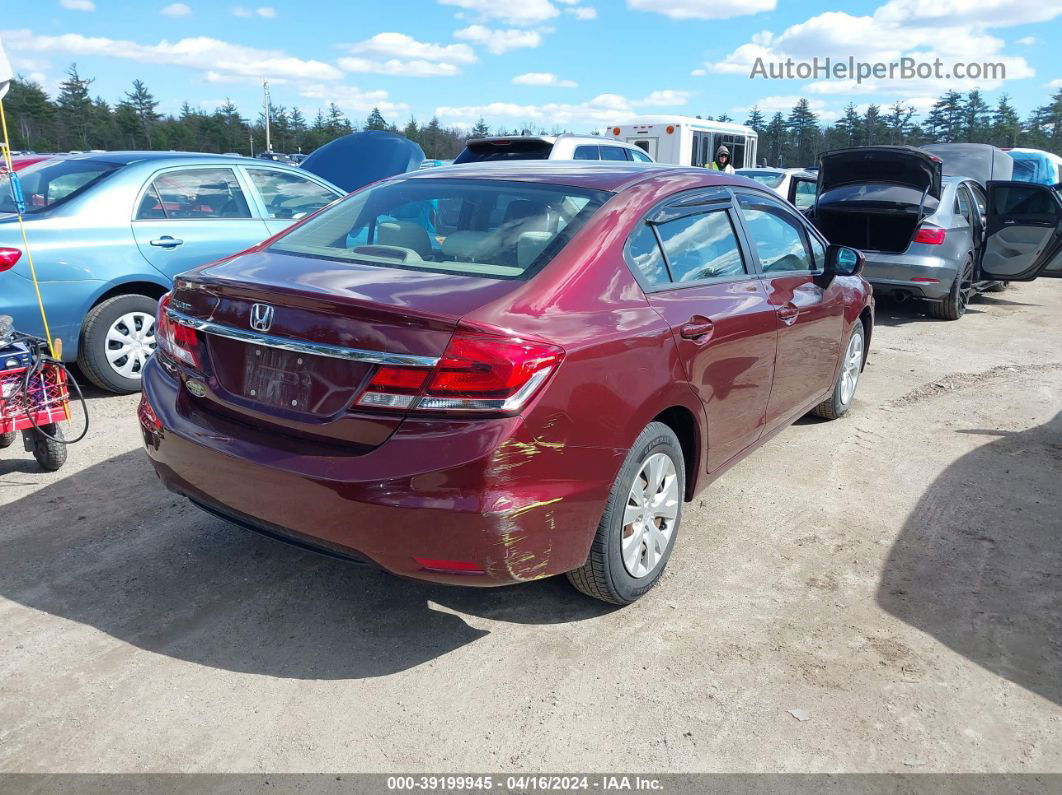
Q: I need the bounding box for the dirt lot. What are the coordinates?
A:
[1,281,1060,774]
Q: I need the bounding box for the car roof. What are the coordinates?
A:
[56,151,255,166]
[401,161,748,192]
[465,134,639,147]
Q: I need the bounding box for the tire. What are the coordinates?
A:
[567,421,685,605]
[77,294,160,393]
[0,431,17,449]
[927,257,973,321]
[811,321,866,420]
[30,424,67,471]
[986,281,1009,293]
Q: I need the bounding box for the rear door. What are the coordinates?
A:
[980,181,1062,280]
[631,189,778,472]
[733,190,845,430]
[132,166,269,279]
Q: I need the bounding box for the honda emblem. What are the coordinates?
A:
[250,303,274,333]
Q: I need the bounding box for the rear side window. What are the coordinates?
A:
[992,184,1057,216]
[629,148,653,163]
[599,146,628,161]
[955,186,972,223]
[573,146,600,160]
[271,178,610,280]
[453,140,554,163]
[246,168,338,220]
[626,224,669,287]
[656,210,746,283]
[137,167,251,219]
[737,194,814,273]
[0,159,121,214]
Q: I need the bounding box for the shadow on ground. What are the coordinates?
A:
[872,291,1038,327]
[0,448,613,680]
[877,411,1062,705]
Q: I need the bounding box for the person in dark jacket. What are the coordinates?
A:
[708,145,735,173]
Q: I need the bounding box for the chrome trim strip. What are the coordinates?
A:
[166,309,440,368]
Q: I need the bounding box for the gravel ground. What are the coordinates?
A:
[1,281,1060,773]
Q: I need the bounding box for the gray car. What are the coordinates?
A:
[807,145,1057,320]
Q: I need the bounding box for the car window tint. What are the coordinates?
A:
[629,148,653,163]
[956,186,972,223]
[140,168,251,219]
[808,234,826,271]
[247,168,338,220]
[656,210,746,283]
[573,146,600,160]
[793,180,816,209]
[993,184,1055,216]
[626,223,669,287]
[600,146,627,161]
[969,183,987,216]
[737,195,813,273]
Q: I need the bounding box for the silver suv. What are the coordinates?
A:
[454,134,655,164]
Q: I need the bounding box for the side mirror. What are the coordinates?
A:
[825,244,864,278]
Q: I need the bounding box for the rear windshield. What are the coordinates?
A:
[270,177,610,279]
[736,170,785,188]
[0,159,122,214]
[454,140,554,163]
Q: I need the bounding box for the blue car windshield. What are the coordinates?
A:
[0,159,122,214]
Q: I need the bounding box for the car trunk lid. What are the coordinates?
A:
[169,250,521,445]
[818,146,943,200]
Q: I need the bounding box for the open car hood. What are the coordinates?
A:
[921,143,1014,187]
[299,131,424,193]
[818,146,943,199]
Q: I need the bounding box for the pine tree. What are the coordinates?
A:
[963,89,991,143]
[863,104,887,146]
[56,63,94,150]
[716,112,733,123]
[991,94,1021,148]
[124,79,160,148]
[836,103,862,147]
[1030,89,1062,153]
[887,101,916,145]
[470,117,491,138]
[763,112,787,167]
[786,98,820,167]
[924,90,964,142]
[4,77,56,151]
[289,107,307,153]
[364,107,388,131]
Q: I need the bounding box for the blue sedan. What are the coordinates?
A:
[0,152,344,392]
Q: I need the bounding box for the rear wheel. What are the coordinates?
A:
[77,294,159,393]
[567,422,684,605]
[811,321,865,420]
[927,257,973,321]
[30,424,67,471]
[0,431,16,449]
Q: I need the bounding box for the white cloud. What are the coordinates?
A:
[299,83,408,117]
[439,0,560,25]
[338,33,475,77]
[627,0,775,20]
[513,72,578,87]
[59,0,95,10]
[2,29,343,82]
[567,7,597,19]
[436,88,690,127]
[161,3,192,16]
[256,6,276,17]
[690,67,706,76]
[231,5,251,15]
[640,89,691,106]
[454,25,543,54]
[1048,78,1062,89]
[1016,35,1037,45]
[702,0,1052,97]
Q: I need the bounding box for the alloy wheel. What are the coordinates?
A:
[839,326,864,406]
[621,453,680,579]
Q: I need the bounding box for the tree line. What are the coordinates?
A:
[3,64,1061,166]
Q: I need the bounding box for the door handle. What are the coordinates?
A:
[150,236,184,248]
[680,316,715,341]
[778,302,799,326]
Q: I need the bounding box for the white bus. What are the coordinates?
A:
[606,116,759,169]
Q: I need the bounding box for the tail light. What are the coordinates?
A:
[156,292,202,368]
[356,330,563,415]
[0,248,22,271]
[913,225,946,245]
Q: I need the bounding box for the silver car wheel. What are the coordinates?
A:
[839,325,864,406]
[621,452,680,579]
[104,311,157,380]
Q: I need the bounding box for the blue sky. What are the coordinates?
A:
[3,0,1060,132]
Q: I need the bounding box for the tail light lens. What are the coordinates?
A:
[913,226,946,245]
[0,248,22,271]
[156,292,202,368]
[356,330,563,415]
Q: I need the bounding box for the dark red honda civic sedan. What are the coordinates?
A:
[139,162,873,604]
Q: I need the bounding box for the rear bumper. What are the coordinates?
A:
[863,253,958,301]
[140,358,620,586]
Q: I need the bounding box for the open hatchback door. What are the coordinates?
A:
[980,181,1062,281]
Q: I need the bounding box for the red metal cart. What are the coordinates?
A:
[0,359,70,470]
